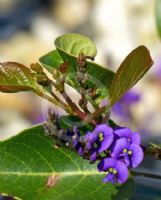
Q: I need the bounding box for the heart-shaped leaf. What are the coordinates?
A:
[0,125,119,200]
[55,33,97,58]
[0,62,41,93]
[109,46,153,105]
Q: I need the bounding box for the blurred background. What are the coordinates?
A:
[0,0,161,140]
[1,0,160,139]
[0,0,161,139]
[1,0,161,199]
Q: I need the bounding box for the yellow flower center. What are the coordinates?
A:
[123,148,127,153]
[128,150,132,155]
[113,169,118,174]
[108,168,118,174]
[109,168,113,173]
[99,133,104,141]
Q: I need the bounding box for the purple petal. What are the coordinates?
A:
[130,132,141,145]
[84,131,93,141]
[124,155,130,167]
[116,161,129,184]
[90,151,97,162]
[103,173,116,184]
[85,141,92,150]
[122,90,141,104]
[73,126,80,135]
[98,131,114,153]
[78,147,83,156]
[84,131,96,150]
[111,138,128,158]
[114,127,132,138]
[93,124,113,137]
[97,158,117,171]
[129,144,144,168]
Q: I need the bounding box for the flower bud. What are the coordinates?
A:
[30,63,43,74]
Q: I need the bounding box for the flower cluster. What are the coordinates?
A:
[73,124,144,184]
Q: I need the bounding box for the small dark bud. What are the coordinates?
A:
[59,61,69,74]
[146,143,161,160]
[48,108,56,121]
[36,74,49,86]
[79,98,88,111]
[77,53,87,68]
[52,69,60,79]
[55,80,64,92]
[30,63,43,74]
[87,88,97,98]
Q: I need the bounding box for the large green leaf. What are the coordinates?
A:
[55,33,97,58]
[156,0,161,39]
[0,62,41,93]
[0,125,119,200]
[109,46,153,105]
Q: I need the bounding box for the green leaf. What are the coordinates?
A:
[54,33,115,89]
[39,50,64,73]
[156,0,161,39]
[0,125,118,200]
[109,46,153,105]
[40,34,115,93]
[55,33,97,58]
[0,62,41,93]
[113,178,135,200]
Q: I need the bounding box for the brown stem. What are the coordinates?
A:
[51,91,69,110]
[102,112,111,123]
[48,74,98,124]
[90,104,111,122]
[37,91,72,113]
[49,79,87,120]
[61,91,87,119]
[79,88,90,113]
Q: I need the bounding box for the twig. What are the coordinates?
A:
[37,91,72,113]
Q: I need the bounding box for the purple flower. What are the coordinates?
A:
[120,90,141,104]
[84,124,114,161]
[71,123,144,185]
[98,158,128,184]
[111,138,144,168]
[73,141,83,156]
[114,127,141,145]
[112,90,141,120]
[71,127,83,156]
